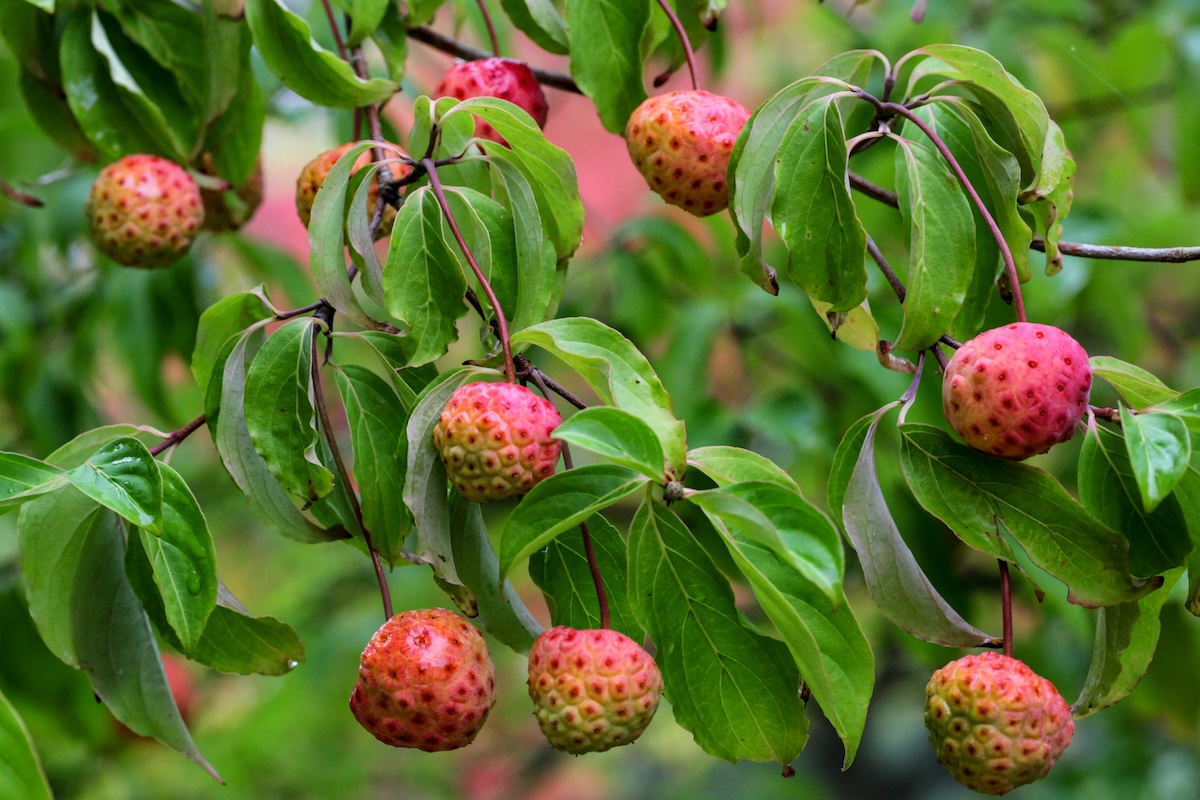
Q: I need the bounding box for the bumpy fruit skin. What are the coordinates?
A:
[433,382,562,503]
[85,154,204,268]
[434,57,549,144]
[349,608,496,752]
[527,627,663,754]
[294,142,409,238]
[925,652,1074,795]
[942,322,1091,460]
[625,90,750,216]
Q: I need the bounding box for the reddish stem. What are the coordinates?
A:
[149,414,207,457]
[999,559,1013,658]
[320,0,348,61]
[654,0,698,91]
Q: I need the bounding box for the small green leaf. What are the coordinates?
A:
[629,499,808,766]
[1090,356,1179,408]
[243,318,333,503]
[0,687,52,800]
[1122,408,1192,513]
[244,0,397,108]
[564,0,650,133]
[1172,444,1200,615]
[513,317,687,478]
[893,133,976,351]
[488,157,558,333]
[65,437,163,532]
[499,464,649,579]
[191,287,276,398]
[552,407,665,480]
[687,445,800,490]
[500,0,568,54]
[529,513,641,640]
[845,411,998,646]
[0,453,68,513]
[1149,388,1200,432]
[901,423,1156,607]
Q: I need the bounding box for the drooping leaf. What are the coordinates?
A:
[843,410,998,646]
[243,317,333,504]
[1077,420,1191,578]
[564,0,650,133]
[900,423,1156,607]
[244,0,397,108]
[499,464,649,579]
[191,287,276,398]
[1120,408,1192,513]
[686,445,800,491]
[500,0,568,54]
[0,687,52,800]
[0,452,68,513]
[513,317,687,477]
[628,499,808,766]
[487,156,559,332]
[772,95,867,312]
[1090,356,1179,408]
[528,513,641,640]
[64,437,163,532]
[551,407,665,481]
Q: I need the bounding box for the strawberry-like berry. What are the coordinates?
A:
[433,381,562,503]
[294,142,409,239]
[434,57,549,144]
[925,652,1074,795]
[349,608,496,752]
[625,89,750,216]
[85,154,204,268]
[527,626,663,754]
[942,322,1091,460]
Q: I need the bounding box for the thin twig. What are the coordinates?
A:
[406,26,581,93]
[1032,238,1200,264]
[654,0,698,91]
[320,0,348,61]
[999,559,1013,658]
[0,177,43,207]
[310,323,393,621]
[474,0,500,57]
[866,235,905,301]
[149,414,207,457]
[514,355,589,410]
[424,156,515,382]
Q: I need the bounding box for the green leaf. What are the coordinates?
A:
[892,133,976,351]
[333,364,413,566]
[65,437,163,532]
[1090,356,1179,408]
[382,186,467,367]
[211,329,344,544]
[552,407,665,480]
[192,287,276,398]
[564,0,650,133]
[1122,408,1192,513]
[0,687,52,800]
[244,318,333,503]
[513,317,687,478]
[244,0,397,108]
[0,452,68,513]
[439,187,521,337]
[499,464,649,579]
[138,463,218,653]
[1073,569,1181,718]
[772,95,867,312]
[1078,421,1191,578]
[528,513,642,640]
[686,445,800,491]
[1172,444,1200,615]
[690,482,844,604]
[1148,388,1200,432]
[341,0,388,45]
[487,157,559,332]
[628,499,808,766]
[500,0,568,54]
[900,423,1156,608]
[446,499,544,653]
[844,410,998,646]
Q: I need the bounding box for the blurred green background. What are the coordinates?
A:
[4,0,1200,797]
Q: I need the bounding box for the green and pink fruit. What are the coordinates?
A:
[294,142,409,239]
[942,322,1091,460]
[434,57,549,144]
[85,154,204,268]
[349,608,496,752]
[625,89,750,216]
[925,652,1074,795]
[433,382,562,503]
[527,626,663,754]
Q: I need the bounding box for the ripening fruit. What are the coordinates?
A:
[200,157,264,233]
[433,382,562,503]
[349,609,497,752]
[434,57,550,144]
[925,652,1074,795]
[85,154,204,268]
[942,322,1091,460]
[625,89,750,216]
[527,626,663,754]
[294,142,410,239]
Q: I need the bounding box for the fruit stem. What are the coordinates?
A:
[655,0,699,92]
[514,355,590,410]
[424,156,516,383]
[999,559,1013,658]
[149,414,207,457]
[474,0,501,58]
[310,323,394,622]
[407,26,581,93]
